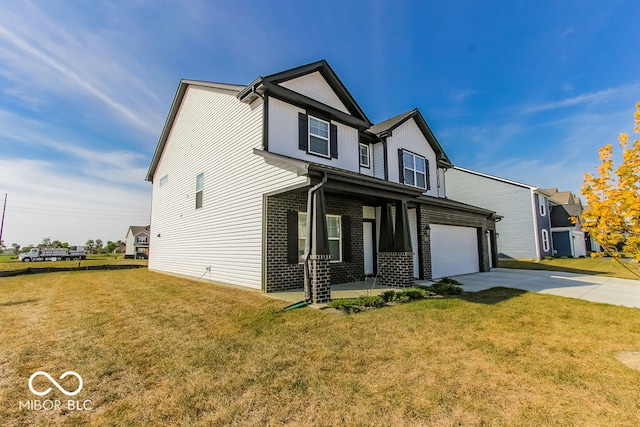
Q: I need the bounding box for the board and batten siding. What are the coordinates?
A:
[268,97,360,172]
[279,71,350,114]
[446,168,538,259]
[149,85,306,289]
[372,142,385,179]
[384,119,439,197]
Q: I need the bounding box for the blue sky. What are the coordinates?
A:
[0,0,638,246]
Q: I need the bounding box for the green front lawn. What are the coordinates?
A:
[1,270,639,425]
[499,257,640,280]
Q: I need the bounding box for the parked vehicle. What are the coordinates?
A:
[18,247,87,262]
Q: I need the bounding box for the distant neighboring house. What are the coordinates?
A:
[145,60,499,304]
[544,188,593,257]
[447,167,554,260]
[125,225,150,259]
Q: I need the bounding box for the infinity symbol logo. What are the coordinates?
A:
[28,371,83,397]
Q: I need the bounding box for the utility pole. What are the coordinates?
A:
[0,193,6,248]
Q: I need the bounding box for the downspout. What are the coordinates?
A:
[303,172,328,302]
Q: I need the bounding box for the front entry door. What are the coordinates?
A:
[363,220,376,275]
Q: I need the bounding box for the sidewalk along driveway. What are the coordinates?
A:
[453,268,640,309]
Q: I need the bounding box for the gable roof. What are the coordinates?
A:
[452,166,555,197]
[237,60,371,127]
[128,225,150,237]
[543,188,582,207]
[367,109,452,167]
[550,204,583,227]
[146,80,245,182]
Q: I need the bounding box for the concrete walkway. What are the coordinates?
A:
[453,268,640,309]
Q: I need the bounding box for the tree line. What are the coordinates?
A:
[0,237,125,255]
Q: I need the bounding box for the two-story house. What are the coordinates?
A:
[146,60,498,303]
[447,167,554,260]
[125,225,150,259]
[544,188,590,257]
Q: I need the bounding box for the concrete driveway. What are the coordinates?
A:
[453,268,640,309]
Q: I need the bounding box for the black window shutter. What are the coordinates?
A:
[426,160,431,190]
[342,216,352,263]
[398,149,405,184]
[287,210,299,264]
[330,124,338,159]
[298,113,308,151]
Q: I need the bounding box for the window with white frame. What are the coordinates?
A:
[308,116,330,157]
[539,196,546,216]
[359,143,370,168]
[195,173,204,209]
[159,175,168,187]
[297,212,342,262]
[136,236,148,244]
[541,229,550,252]
[402,150,427,189]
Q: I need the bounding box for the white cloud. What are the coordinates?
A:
[0,1,164,135]
[0,158,151,246]
[521,83,640,114]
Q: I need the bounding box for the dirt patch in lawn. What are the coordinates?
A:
[616,352,640,370]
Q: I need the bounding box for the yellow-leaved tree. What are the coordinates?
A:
[581,101,640,277]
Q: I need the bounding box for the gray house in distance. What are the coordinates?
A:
[447,167,554,260]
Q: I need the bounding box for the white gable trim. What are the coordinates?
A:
[279,71,350,114]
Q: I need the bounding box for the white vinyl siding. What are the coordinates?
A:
[447,168,539,259]
[384,118,439,197]
[268,97,360,171]
[372,143,385,179]
[279,71,350,113]
[149,85,306,289]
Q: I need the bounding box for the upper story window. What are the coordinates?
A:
[539,196,546,216]
[159,175,168,187]
[136,236,148,244]
[308,117,330,157]
[401,150,428,190]
[195,173,204,209]
[359,143,370,168]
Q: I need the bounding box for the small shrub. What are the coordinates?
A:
[420,279,463,296]
[328,299,364,314]
[397,288,427,300]
[355,295,386,308]
[380,290,397,303]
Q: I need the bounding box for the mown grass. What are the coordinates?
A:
[499,257,640,280]
[0,253,147,272]
[1,270,640,426]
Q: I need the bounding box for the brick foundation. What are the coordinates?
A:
[378,252,414,287]
[309,254,332,303]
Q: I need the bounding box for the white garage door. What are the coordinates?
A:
[430,224,479,279]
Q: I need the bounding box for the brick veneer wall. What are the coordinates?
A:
[378,252,414,287]
[419,204,495,280]
[309,254,331,303]
[265,191,364,292]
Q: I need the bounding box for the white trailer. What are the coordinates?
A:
[19,247,87,262]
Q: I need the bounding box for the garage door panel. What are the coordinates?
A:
[431,224,479,278]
